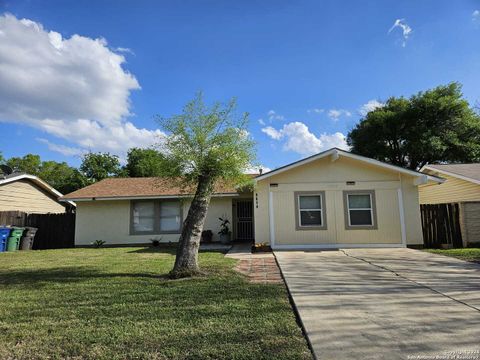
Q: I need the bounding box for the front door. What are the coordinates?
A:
[234,200,254,242]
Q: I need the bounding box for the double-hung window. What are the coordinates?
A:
[295,191,327,230]
[343,190,377,229]
[131,200,182,234]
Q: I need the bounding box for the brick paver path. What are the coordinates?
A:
[234,255,283,284]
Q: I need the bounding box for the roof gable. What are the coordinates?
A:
[256,148,443,185]
[0,174,75,207]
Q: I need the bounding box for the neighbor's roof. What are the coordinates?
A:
[255,148,444,184]
[421,163,480,185]
[61,177,250,201]
[0,173,75,207]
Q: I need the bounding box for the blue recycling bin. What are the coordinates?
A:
[0,227,12,252]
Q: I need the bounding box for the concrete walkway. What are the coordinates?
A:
[275,248,480,360]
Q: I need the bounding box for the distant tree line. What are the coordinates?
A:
[0,147,166,194]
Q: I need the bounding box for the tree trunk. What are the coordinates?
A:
[170,175,214,278]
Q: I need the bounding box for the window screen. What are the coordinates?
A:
[347,194,373,226]
[298,195,323,226]
[132,201,155,232]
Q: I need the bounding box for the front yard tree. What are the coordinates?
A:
[157,93,255,278]
[347,82,480,170]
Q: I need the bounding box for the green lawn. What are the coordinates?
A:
[424,248,480,263]
[0,247,311,360]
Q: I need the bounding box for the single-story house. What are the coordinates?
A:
[0,173,74,214]
[419,163,480,246]
[62,148,443,249]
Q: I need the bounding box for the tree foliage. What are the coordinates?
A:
[2,153,88,194]
[124,148,165,177]
[157,93,255,187]
[6,154,42,174]
[347,83,480,169]
[80,152,122,182]
[155,93,256,277]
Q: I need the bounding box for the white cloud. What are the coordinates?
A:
[473,10,480,23]
[261,121,349,156]
[358,100,384,116]
[327,109,352,121]
[258,118,266,126]
[37,138,84,157]
[115,47,135,55]
[267,109,285,121]
[388,19,412,47]
[307,108,324,114]
[261,126,283,140]
[0,14,162,157]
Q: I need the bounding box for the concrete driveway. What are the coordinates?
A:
[275,248,480,360]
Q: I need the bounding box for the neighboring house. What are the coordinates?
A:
[0,173,73,213]
[419,163,480,246]
[63,148,442,249]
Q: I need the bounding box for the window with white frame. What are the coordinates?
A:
[295,192,326,229]
[131,200,182,234]
[344,191,376,228]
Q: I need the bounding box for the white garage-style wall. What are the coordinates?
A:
[74,197,233,246]
[254,153,426,249]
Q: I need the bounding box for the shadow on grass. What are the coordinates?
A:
[0,267,172,288]
[128,246,228,255]
[128,246,177,254]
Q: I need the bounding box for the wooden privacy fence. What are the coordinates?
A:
[0,211,75,249]
[420,203,463,248]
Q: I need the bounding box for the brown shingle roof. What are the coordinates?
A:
[424,164,480,183]
[61,177,251,200]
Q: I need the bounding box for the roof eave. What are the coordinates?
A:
[61,192,241,202]
[421,165,480,185]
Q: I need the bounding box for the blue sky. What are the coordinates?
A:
[1,0,479,171]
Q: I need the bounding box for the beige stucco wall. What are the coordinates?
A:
[0,180,65,213]
[74,197,233,246]
[419,173,480,204]
[254,156,424,247]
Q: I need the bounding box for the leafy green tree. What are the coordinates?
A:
[6,154,42,174]
[0,152,4,164]
[156,93,255,277]
[80,152,122,182]
[348,83,480,170]
[3,153,87,193]
[38,161,88,194]
[124,148,165,177]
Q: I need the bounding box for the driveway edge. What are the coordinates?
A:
[273,251,318,360]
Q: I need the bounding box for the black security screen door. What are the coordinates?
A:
[235,200,254,242]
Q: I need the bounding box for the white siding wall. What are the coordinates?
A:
[74,197,233,246]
